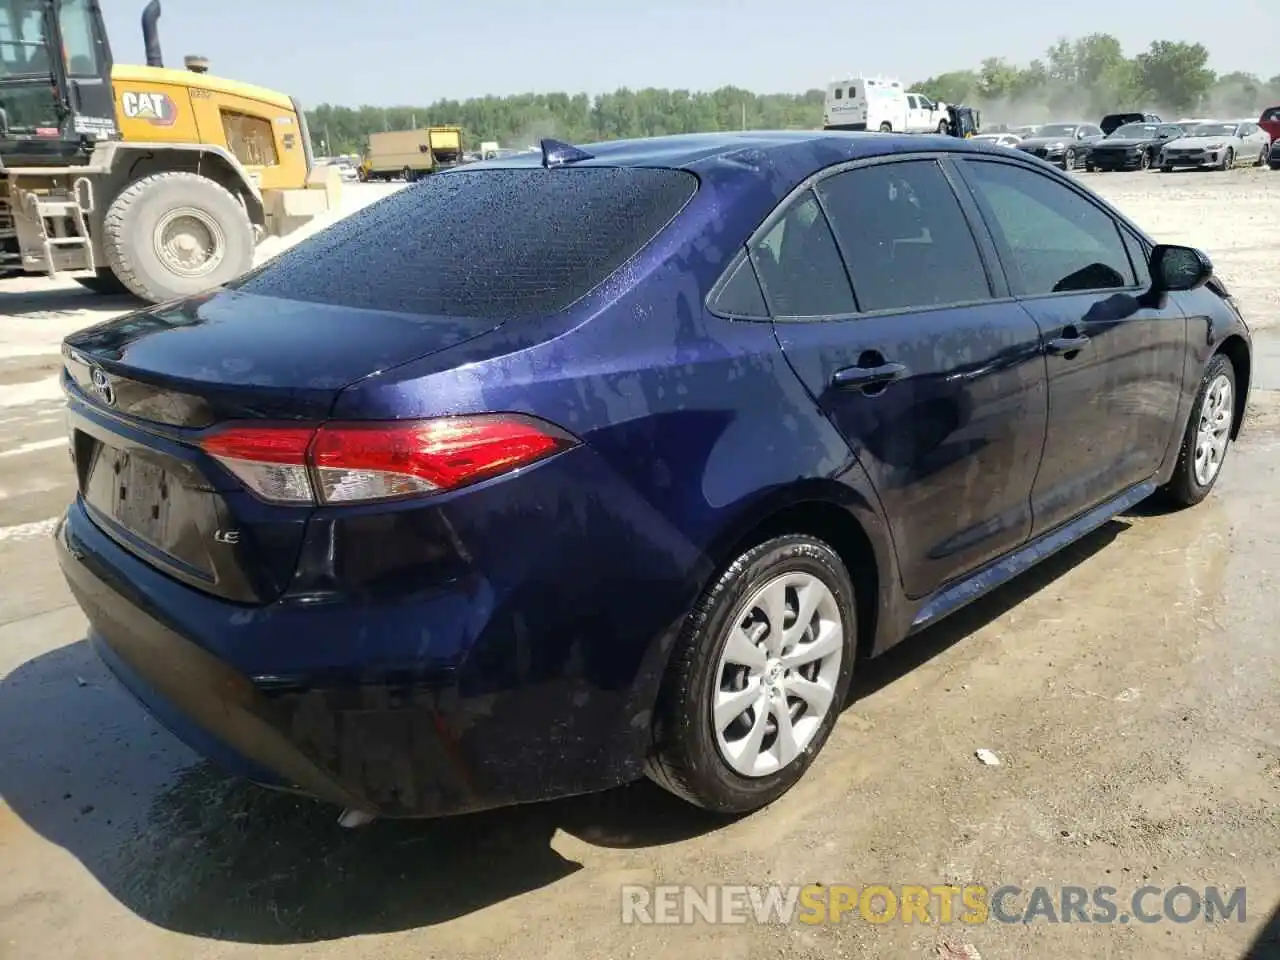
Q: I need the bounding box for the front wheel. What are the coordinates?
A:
[101,172,255,304]
[878,122,892,133]
[937,120,949,135]
[646,534,857,813]
[1258,143,1270,167]
[1139,150,1152,170]
[1062,149,1076,171]
[1221,148,1235,171]
[1159,353,1237,508]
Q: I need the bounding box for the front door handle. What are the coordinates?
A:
[832,361,908,390]
[1046,334,1090,356]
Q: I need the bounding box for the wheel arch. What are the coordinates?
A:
[1215,334,1251,439]
[703,481,896,661]
[90,143,266,231]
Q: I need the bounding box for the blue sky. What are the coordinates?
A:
[103,0,1276,107]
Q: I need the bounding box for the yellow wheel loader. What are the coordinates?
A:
[0,0,340,302]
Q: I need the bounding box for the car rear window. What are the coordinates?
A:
[232,167,698,319]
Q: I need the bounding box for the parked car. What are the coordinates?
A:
[1257,105,1280,144]
[56,132,1253,821]
[972,132,1023,148]
[1159,120,1272,171]
[1086,122,1185,171]
[1015,121,1105,170]
[1100,111,1162,135]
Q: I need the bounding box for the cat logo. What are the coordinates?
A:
[120,91,177,126]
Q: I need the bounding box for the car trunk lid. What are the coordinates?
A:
[62,288,498,604]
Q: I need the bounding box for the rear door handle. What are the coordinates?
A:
[832,361,908,389]
[1046,334,1090,355]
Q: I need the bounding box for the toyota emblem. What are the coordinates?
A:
[89,366,115,407]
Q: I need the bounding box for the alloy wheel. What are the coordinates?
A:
[712,572,844,778]
[1194,374,1233,487]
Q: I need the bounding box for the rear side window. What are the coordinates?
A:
[709,252,768,318]
[750,192,855,318]
[816,160,991,312]
[233,168,698,319]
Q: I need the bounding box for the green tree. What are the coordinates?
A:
[1135,41,1216,113]
[305,37,1272,156]
[911,70,978,105]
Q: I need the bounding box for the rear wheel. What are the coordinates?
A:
[937,120,949,135]
[101,172,255,303]
[1160,353,1236,508]
[878,122,892,132]
[646,534,857,813]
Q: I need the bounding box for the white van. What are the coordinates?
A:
[823,77,951,134]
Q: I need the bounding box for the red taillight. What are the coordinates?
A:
[198,414,577,505]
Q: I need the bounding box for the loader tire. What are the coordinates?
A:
[102,172,255,304]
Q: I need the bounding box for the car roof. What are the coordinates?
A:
[454,130,1014,173]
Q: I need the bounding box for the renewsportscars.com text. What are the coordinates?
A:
[621,884,1248,926]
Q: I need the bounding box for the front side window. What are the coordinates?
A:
[749,192,855,318]
[0,1,46,77]
[959,159,1136,297]
[57,0,102,77]
[816,160,991,312]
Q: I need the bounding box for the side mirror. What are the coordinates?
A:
[1151,244,1213,292]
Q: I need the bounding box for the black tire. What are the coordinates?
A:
[937,120,949,135]
[1221,148,1234,171]
[1062,148,1075,171]
[102,172,254,303]
[73,268,130,296]
[878,122,892,133]
[646,534,858,814]
[1139,150,1151,170]
[1258,143,1270,167]
[1159,353,1237,508]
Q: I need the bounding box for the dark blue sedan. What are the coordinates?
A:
[56,131,1252,820]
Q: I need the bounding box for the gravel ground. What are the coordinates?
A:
[0,170,1277,960]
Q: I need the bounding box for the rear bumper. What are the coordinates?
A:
[56,461,692,816]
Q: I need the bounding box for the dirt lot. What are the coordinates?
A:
[1,171,1278,960]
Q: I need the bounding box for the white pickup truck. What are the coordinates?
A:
[823,77,951,134]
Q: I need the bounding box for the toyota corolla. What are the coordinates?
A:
[57,132,1252,821]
